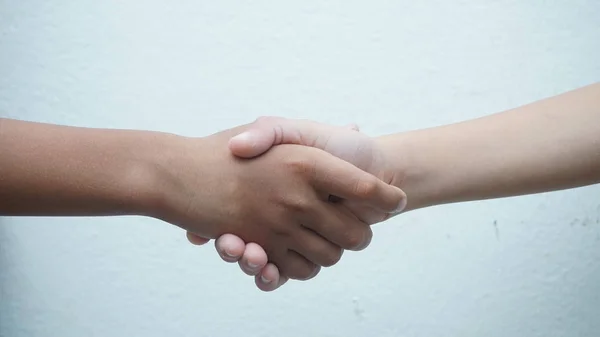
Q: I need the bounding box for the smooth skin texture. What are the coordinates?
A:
[190,120,403,289]
[0,119,407,281]
[202,82,600,291]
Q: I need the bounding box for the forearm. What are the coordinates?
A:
[381,83,600,211]
[0,118,171,216]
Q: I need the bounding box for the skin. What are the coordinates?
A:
[3,82,598,291]
[0,119,407,281]
[204,82,600,291]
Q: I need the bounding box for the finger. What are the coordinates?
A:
[186,231,210,245]
[238,242,269,275]
[290,226,344,267]
[278,250,321,281]
[255,263,288,292]
[228,128,278,159]
[342,200,390,224]
[229,117,340,158]
[228,116,293,158]
[214,234,246,263]
[302,202,372,251]
[309,151,407,213]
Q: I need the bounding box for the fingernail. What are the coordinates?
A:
[231,132,251,143]
[260,275,272,284]
[224,250,237,258]
[231,132,260,151]
[247,262,260,269]
[390,197,407,214]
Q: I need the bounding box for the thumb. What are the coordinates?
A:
[228,117,358,158]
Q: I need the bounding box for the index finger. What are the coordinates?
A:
[309,150,407,213]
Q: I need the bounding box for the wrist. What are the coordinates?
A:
[376,129,450,212]
[122,131,191,220]
[133,132,223,237]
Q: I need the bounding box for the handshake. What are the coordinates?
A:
[152,117,409,292]
[4,84,596,292]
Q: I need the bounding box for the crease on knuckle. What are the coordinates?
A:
[255,116,286,144]
[353,176,379,199]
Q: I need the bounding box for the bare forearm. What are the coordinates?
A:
[381,83,600,211]
[0,118,170,216]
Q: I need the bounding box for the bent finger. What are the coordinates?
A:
[255,263,288,292]
[238,242,269,275]
[186,231,210,245]
[214,234,246,263]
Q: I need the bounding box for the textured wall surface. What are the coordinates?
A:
[1,1,599,336]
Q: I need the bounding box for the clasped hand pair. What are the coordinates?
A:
[167,117,407,291]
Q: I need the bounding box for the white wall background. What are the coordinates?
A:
[1,1,599,336]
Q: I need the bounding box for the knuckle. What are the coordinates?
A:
[355,228,373,251]
[255,116,275,124]
[353,177,379,199]
[286,157,314,175]
[295,265,321,281]
[341,229,368,250]
[284,197,311,212]
[321,248,343,267]
[285,262,320,281]
[255,116,285,128]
